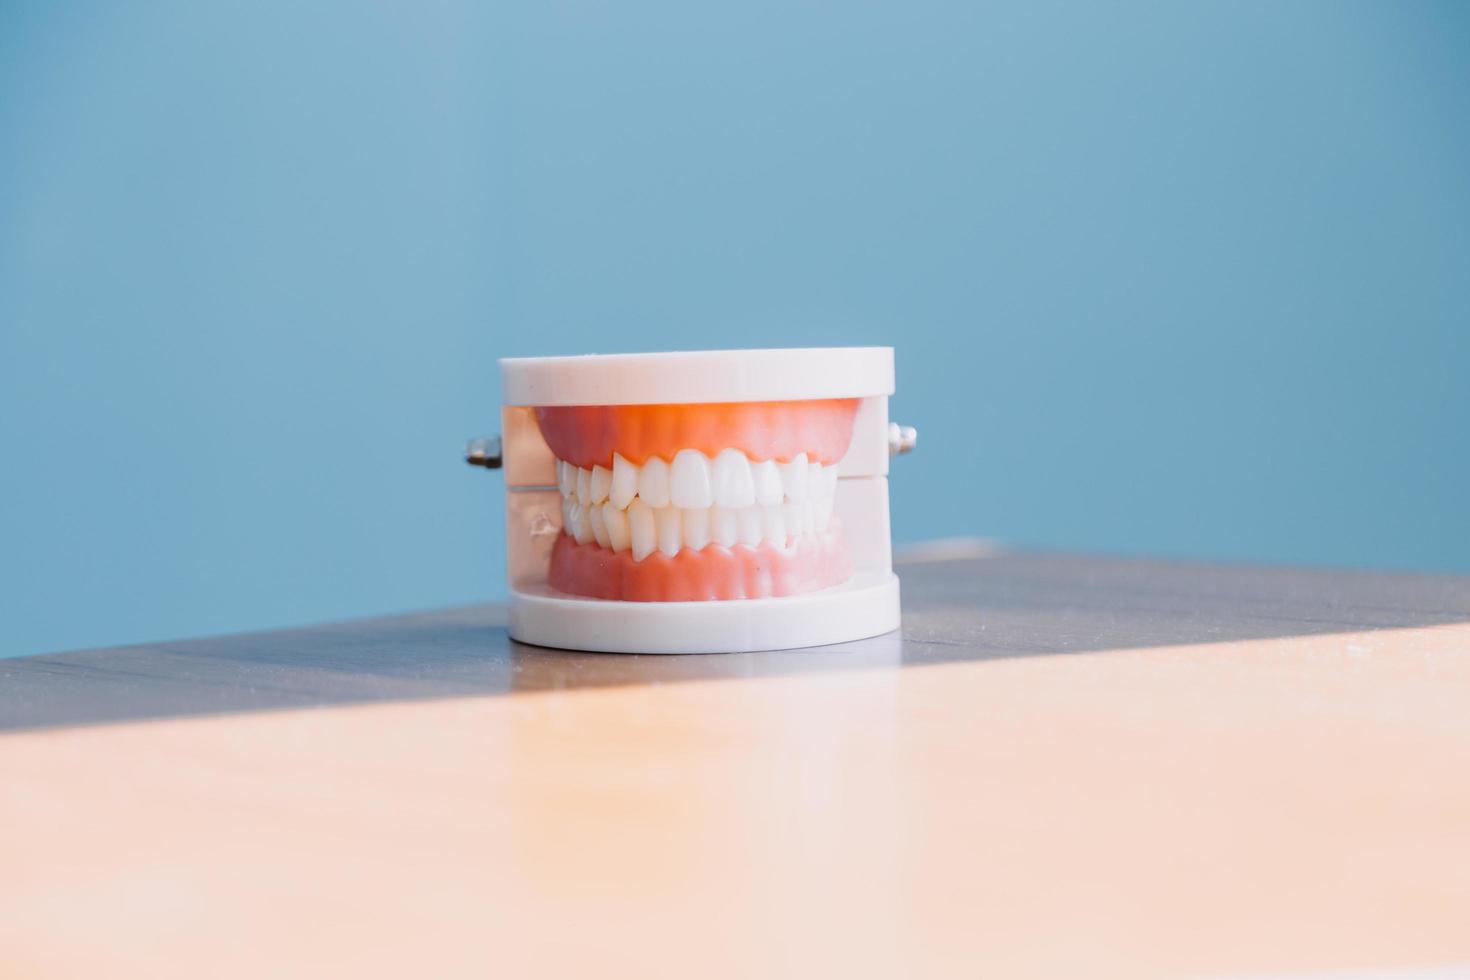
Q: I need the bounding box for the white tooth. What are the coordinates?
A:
[602,501,630,552]
[681,508,710,551]
[589,502,609,548]
[562,496,575,531]
[569,500,594,544]
[638,456,670,508]
[819,465,839,499]
[779,453,808,502]
[814,494,834,531]
[655,506,681,557]
[589,465,611,504]
[558,460,575,497]
[670,450,713,508]
[610,453,639,509]
[806,460,824,501]
[737,506,763,547]
[710,506,739,547]
[576,466,591,504]
[628,499,656,561]
[782,500,804,538]
[711,448,755,508]
[752,459,783,506]
[799,499,815,535]
[762,504,786,545]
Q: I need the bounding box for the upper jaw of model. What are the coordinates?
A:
[557,450,838,559]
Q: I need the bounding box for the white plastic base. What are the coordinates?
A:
[508,572,901,655]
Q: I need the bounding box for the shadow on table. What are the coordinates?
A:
[4,548,1469,732]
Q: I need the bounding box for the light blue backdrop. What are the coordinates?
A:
[3,1,1467,659]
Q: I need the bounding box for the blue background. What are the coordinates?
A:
[3,1,1467,659]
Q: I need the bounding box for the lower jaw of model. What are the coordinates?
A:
[537,401,858,602]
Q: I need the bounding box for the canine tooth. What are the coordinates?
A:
[737,506,763,547]
[569,500,594,545]
[638,456,670,508]
[558,460,575,497]
[682,508,710,551]
[655,506,681,557]
[576,466,591,504]
[670,450,713,508]
[710,506,739,547]
[602,501,630,552]
[711,449,755,508]
[762,504,786,545]
[779,453,808,502]
[610,453,638,509]
[628,499,656,561]
[589,465,611,504]
[589,503,610,548]
[752,459,783,506]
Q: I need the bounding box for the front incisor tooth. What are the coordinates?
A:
[589,465,611,504]
[681,508,710,551]
[762,504,786,546]
[610,453,639,509]
[628,499,656,561]
[737,507,763,547]
[576,466,591,504]
[711,449,755,508]
[779,453,809,502]
[752,459,783,506]
[670,450,713,508]
[589,503,609,548]
[710,506,739,548]
[638,456,670,508]
[602,501,630,552]
[655,507,681,557]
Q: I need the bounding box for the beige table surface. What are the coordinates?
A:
[3,546,1469,979]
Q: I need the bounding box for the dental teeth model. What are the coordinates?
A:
[471,347,912,654]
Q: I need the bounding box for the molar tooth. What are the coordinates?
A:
[638,456,670,508]
[610,453,639,509]
[602,501,630,552]
[628,499,656,561]
[752,459,783,506]
[778,453,809,502]
[737,506,763,547]
[782,500,804,538]
[589,502,609,548]
[655,506,681,557]
[710,506,739,548]
[806,460,824,501]
[814,494,834,531]
[576,466,591,504]
[711,448,755,508]
[557,460,575,497]
[762,504,786,546]
[589,465,611,504]
[670,450,713,508]
[681,508,710,551]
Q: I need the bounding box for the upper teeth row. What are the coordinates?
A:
[556,450,838,511]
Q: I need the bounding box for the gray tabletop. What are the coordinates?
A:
[4,546,1467,733]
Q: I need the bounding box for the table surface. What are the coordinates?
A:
[3,545,1469,979]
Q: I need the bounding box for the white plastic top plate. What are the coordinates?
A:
[500,347,894,406]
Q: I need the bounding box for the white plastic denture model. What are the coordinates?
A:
[466,347,915,654]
